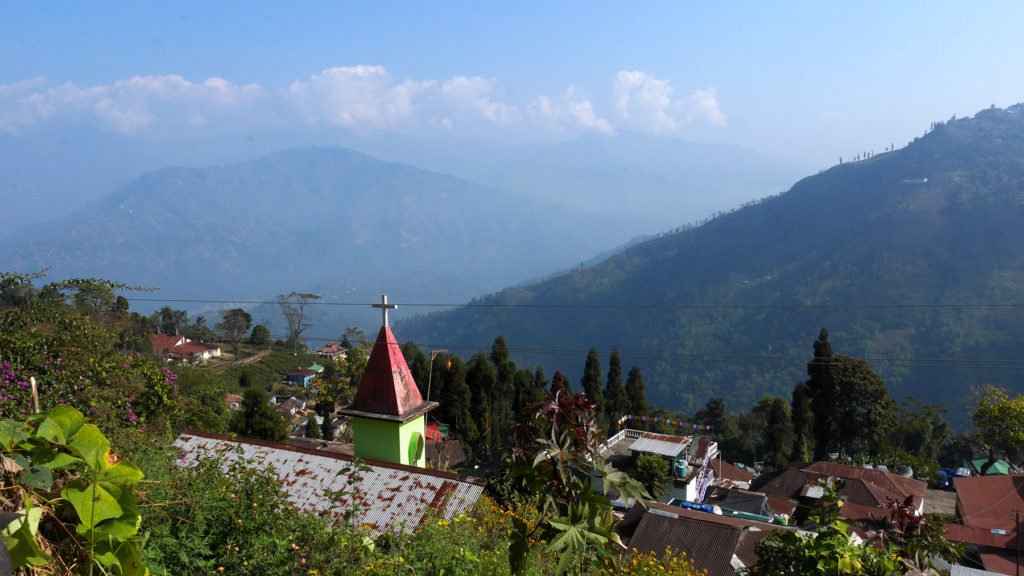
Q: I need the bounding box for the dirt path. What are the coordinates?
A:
[922,487,957,516]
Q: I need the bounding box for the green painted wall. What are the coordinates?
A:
[352,414,426,466]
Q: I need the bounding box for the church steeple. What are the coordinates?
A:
[341,295,438,466]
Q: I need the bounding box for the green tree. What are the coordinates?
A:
[755,396,793,471]
[217,308,253,358]
[971,386,1024,460]
[305,414,322,439]
[184,315,217,342]
[338,340,373,387]
[249,323,271,347]
[624,366,648,425]
[433,355,478,446]
[790,381,813,462]
[603,347,628,429]
[230,389,289,442]
[695,397,739,451]
[490,336,516,442]
[830,355,895,459]
[152,306,189,335]
[580,348,605,419]
[401,341,430,394]
[807,328,835,461]
[631,453,672,499]
[467,352,499,449]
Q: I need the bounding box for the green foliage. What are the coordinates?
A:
[624,366,648,422]
[216,308,253,358]
[971,385,1024,458]
[143,447,349,575]
[1,405,148,575]
[754,480,900,576]
[248,323,271,347]
[631,454,671,499]
[790,381,812,462]
[229,389,288,442]
[806,330,896,461]
[603,348,627,429]
[0,279,178,431]
[305,415,321,439]
[508,378,648,575]
[580,348,605,418]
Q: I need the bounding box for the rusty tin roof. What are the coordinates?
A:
[173,430,485,534]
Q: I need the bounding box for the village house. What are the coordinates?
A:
[314,342,347,361]
[149,334,221,364]
[943,475,1024,574]
[616,500,798,576]
[284,367,318,388]
[751,461,926,526]
[599,428,721,504]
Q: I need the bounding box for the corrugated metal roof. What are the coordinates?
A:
[951,564,1006,576]
[954,475,1024,531]
[629,433,691,458]
[173,430,484,535]
[619,501,794,576]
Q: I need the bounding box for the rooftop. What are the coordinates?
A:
[173,430,484,535]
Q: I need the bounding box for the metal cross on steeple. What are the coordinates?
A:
[373,294,398,327]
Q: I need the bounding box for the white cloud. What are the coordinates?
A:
[440,76,519,124]
[287,66,434,128]
[0,67,724,140]
[0,75,264,134]
[614,70,725,132]
[688,87,725,125]
[529,87,612,134]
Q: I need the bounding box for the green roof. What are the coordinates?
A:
[309,363,324,372]
[971,458,1010,475]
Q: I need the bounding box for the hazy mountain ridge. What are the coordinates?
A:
[0,146,641,324]
[400,104,1024,421]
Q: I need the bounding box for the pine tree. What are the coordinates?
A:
[807,328,835,460]
[580,347,605,417]
[466,352,498,449]
[305,415,322,439]
[603,347,627,428]
[489,336,515,442]
[791,381,813,461]
[230,389,289,442]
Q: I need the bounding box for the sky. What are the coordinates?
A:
[4,1,1024,169]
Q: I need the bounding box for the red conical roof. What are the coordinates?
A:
[347,326,436,420]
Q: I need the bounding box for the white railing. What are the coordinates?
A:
[599,428,645,455]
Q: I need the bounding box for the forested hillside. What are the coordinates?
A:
[402,104,1024,420]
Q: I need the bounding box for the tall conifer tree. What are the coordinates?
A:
[625,366,649,425]
[808,328,835,460]
[580,347,605,418]
[791,381,813,461]
[603,347,627,428]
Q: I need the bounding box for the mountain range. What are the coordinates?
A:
[2,146,642,321]
[400,104,1024,422]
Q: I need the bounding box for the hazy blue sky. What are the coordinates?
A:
[4,1,1024,168]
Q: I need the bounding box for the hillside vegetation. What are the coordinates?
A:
[402,104,1024,420]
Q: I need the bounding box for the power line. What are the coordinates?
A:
[125,296,1024,311]
[252,331,1024,372]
